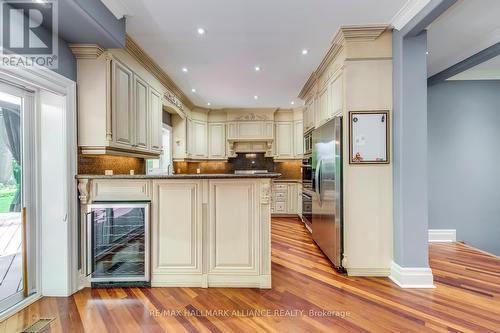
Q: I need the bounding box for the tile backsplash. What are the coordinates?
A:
[78,155,145,175]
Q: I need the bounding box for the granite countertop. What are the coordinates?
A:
[76,173,282,180]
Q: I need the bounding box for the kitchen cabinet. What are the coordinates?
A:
[271,182,301,215]
[153,180,203,279]
[76,51,164,158]
[134,74,149,151]
[111,60,134,148]
[275,122,294,159]
[227,121,273,140]
[294,120,303,157]
[208,122,226,159]
[330,73,343,116]
[150,88,162,151]
[303,98,315,132]
[188,120,208,158]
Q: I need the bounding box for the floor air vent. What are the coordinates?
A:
[22,318,54,333]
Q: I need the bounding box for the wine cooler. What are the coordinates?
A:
[86,203,150,286]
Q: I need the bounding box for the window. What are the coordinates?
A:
[147,125,173,174]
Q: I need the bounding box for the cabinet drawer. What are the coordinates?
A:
[92,180,151,201]
[275,201,287,212]
[274,184,287,191]
[274,191,287,201]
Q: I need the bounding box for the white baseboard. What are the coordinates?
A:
[389,261,435,288]
[428,229,456,242]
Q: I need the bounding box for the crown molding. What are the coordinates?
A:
[298,72,317,99]
[68,44,104,59]
[338,24,389,41]
[298,24,389,99]
[124,34,195,110]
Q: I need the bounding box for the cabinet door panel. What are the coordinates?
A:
[294,120,303,157]
[153,181,202,274]
[209,181,258,274]
[134,75,149,150]
[275,122,293,158]
[208,123,226,159]
[192,120,207,157]
[112,61,133,146]
[150,88,162,151]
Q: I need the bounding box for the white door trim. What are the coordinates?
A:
[0,65,77,318]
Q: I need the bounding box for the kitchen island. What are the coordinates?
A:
[77,173,280,289]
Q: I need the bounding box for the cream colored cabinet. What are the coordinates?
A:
[303,98,314,132]
[150,88,162,151]
[76,52,163,158]
[208,122,226,159]
[294,120,303,157]
[152,180,203,285]
[275,122,294,159]
[331,73,343,116]
[188,120,208,158]
[271,182,301,215]
[227,121,274,140]
[111,60,134,148]
[208,180,261,277]
[134,75,149,151]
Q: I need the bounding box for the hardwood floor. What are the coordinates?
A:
[1,217,499,332]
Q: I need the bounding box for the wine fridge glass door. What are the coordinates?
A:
[88,203,149,282]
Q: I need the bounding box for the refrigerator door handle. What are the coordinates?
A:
[315,159,323,206]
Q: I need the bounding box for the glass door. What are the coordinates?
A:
[0,82,35,313]
[88,203,149,282]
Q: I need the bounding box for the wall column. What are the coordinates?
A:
[391,0,457,288]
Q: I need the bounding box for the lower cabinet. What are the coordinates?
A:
[151,179,271,288]
[152,180,203,286]
[271,182,301,215]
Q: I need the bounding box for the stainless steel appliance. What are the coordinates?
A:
[304,129,313,156]
[301,155,313,191]
[302,191,312,231]
[312,117,344,271]
[86,202,150,286]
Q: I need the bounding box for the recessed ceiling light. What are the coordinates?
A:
[191,88,196,93]
[182,67,188,72]
[254,65,261,72]
[207,102,211,106]
[197,27,206,35]
[254,95,259,100]
[301,49,309,55]
[291,101,295,105]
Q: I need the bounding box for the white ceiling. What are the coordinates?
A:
[110,0,409,108]
[448,55,500,80]
[427,0,500,77]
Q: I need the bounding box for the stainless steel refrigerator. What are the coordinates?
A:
[312,117,344,272]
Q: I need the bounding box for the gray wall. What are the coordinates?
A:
[428,80,500,256]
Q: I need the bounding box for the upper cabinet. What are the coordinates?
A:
[294,120,303,157]
[227,121,274,141]
[74,49,164,158]
[189,120,208,158]
[150,88,162,151]
[208,123,226,160]
[275,122,294,159]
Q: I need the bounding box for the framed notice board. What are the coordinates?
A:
[349,111,389,164]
